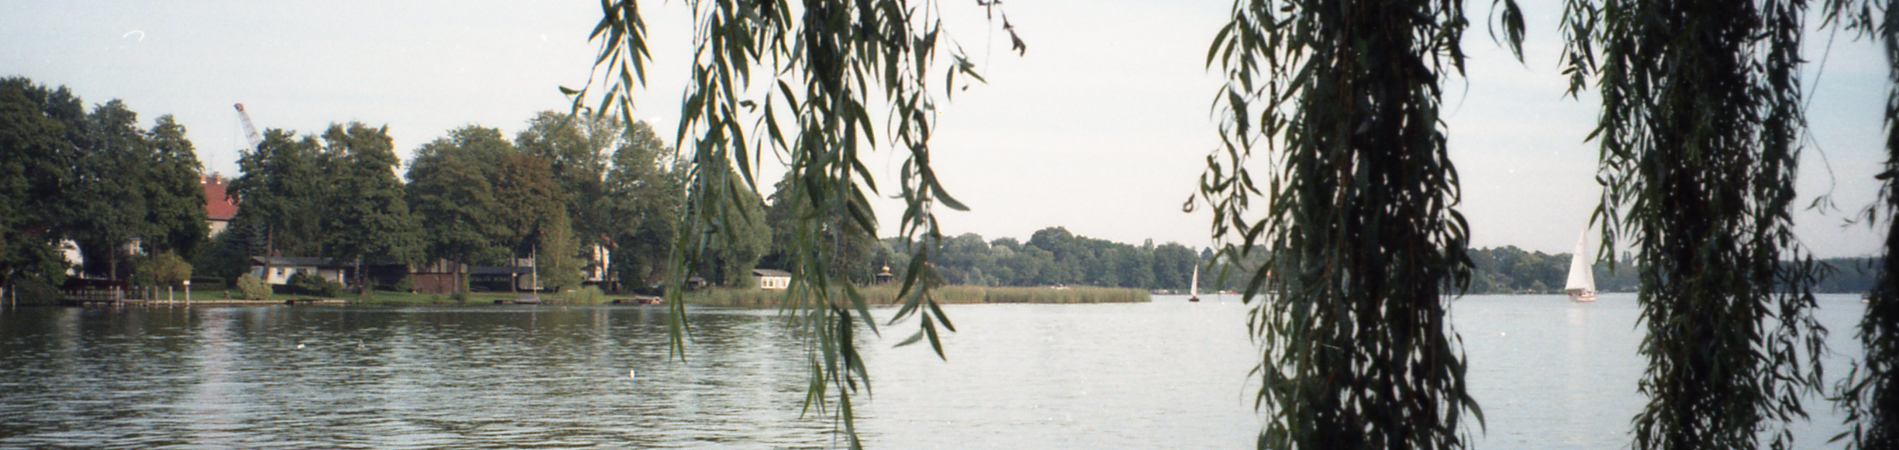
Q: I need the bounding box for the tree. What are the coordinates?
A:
[140,250,191,287]
[319,122,422,289]
[67,100,152,280]
[408,124,571,292]
[600,120,682,292]
[1151,243,1198,290]
[516,110,617,253]
[0,78,77,300]
[536,212,585,292]
[1027,227,1086,286]
[190,222,256,283]
[407,126,512,266]
[231,129,326,259]
[139,115,208,258]
[1197,0,1518,448]
[491,152,567,267]
[764,171,881,284]
[1561,1,1830,448]
[64,102,203,281]
[689,171,769,287]
[1,78,202,300]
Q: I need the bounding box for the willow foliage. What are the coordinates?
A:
[1560,0,1830,448]
[572,1,1018,447]
[1829,1,1899,448]
[1200,1,1520,448]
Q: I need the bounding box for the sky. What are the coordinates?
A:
[3,0,1888,258]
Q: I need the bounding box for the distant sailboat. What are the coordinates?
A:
[1566,229,1597,302]
[1188,265,1201,302]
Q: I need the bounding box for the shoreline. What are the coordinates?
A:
[24,285,1152,308]
[680,285,1151,307]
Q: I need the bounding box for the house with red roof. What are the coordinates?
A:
[202,173,238,236]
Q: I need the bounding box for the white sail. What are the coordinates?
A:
[1565,229,1596,295]
[1190,266,1200,297]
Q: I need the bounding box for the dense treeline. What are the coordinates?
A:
[0,77,690,299]
[863,227,1206,291]
[1467,246,1879,295]
[205,110,687,294]
[2,77,1880,302]
[1,77,207,300]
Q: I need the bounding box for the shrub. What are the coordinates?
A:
[392,275,415,293]
[286,272,343,298]
[450,291,469,303]
[236,274,271,300]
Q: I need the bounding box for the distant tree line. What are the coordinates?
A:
[1467,245,1879,295]
[852,227,1206,291]
[2,77,1879,302]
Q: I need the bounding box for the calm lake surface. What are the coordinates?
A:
[0,294,1867,449]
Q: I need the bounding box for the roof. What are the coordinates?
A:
[752,268,792,278]
[469,266,533,275]
[251,256,348,267]
[202,174,238,220]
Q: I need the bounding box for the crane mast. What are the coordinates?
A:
[233,103,263,151]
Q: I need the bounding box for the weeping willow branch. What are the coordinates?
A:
[1201,1,1519,448]
[571,1,1020,448]
[1827,1,1899,448]
[1562,1,1830,449]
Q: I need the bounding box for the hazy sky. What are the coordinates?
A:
[4,1,1887,257]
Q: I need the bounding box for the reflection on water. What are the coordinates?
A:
[0,295,1865,449]
[1455,293,1863,450]
[0,305,833,449]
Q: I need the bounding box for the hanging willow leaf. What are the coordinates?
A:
[1562,0,1837,448]
[1199,1,1520,448]
[571,1,1023,447]
[1823,2,1899,449]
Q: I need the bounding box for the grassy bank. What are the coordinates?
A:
[682,285,1150,307]
[175,288,620,306]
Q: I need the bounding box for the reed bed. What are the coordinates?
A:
[683,285,1149,307]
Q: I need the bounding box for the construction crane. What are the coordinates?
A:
[234,103,263,151]
[232,103,275,273]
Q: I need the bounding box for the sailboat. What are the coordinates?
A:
[1565,229,1597,302]
[1188,265,1201,302]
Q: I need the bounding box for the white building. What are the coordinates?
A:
[753,268,791,290]
[250,256,351,287]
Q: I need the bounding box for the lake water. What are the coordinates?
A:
[0,294,1866,449]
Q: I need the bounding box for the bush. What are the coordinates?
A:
[236,274,271,300]
[392,274,415,293]
[450,291,469,303]
[285,272,343,298]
